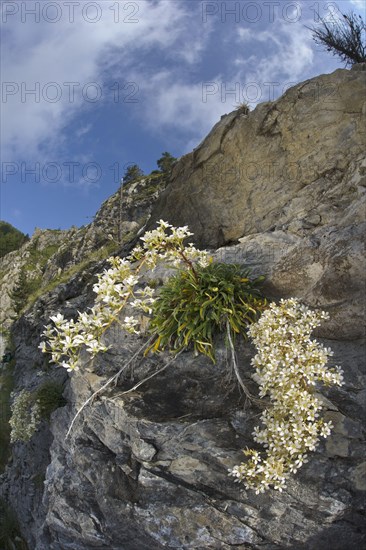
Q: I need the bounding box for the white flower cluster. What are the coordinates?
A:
[229,298,344,493]
[135,220,210,270]
[39,221,210,372]
[39,260,140,371]
[9,390,41,443]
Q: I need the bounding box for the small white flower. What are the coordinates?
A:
[124,316,138,326]
[50,313,66,325]
[38,341,47,353]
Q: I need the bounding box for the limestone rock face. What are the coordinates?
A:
[0,68,365,550]
[150,67,366,341]
[151,68,365,247]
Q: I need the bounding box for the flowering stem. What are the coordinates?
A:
[178,248,199,280]
[226,320,263,406]
[65,335,154,438]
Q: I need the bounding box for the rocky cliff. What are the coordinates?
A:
[150,66,366,341]
[0,67,365,550]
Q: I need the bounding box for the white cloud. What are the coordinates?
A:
[233,19,314,106]
[128,13,316,150]
[121,66,231,152]
[350,0,366,9]
[1,0,208,162]
[1,0,328,168]
[76,124,93,138]
[257,24,314,81]
[237,28,253,42]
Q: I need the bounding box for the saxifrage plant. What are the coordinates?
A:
[229,299,344,493]
[148,262,266,362]
[33,221,344,493]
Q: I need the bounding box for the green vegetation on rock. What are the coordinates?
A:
[9,380,66,443]
[0,221,28,258]
[24,240,121,311]
[122,164,145,184]
[9,269,30,316]
[149,262,266,363]
[157,152,177,175]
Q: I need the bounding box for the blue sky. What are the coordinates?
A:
[1,0,364,235]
